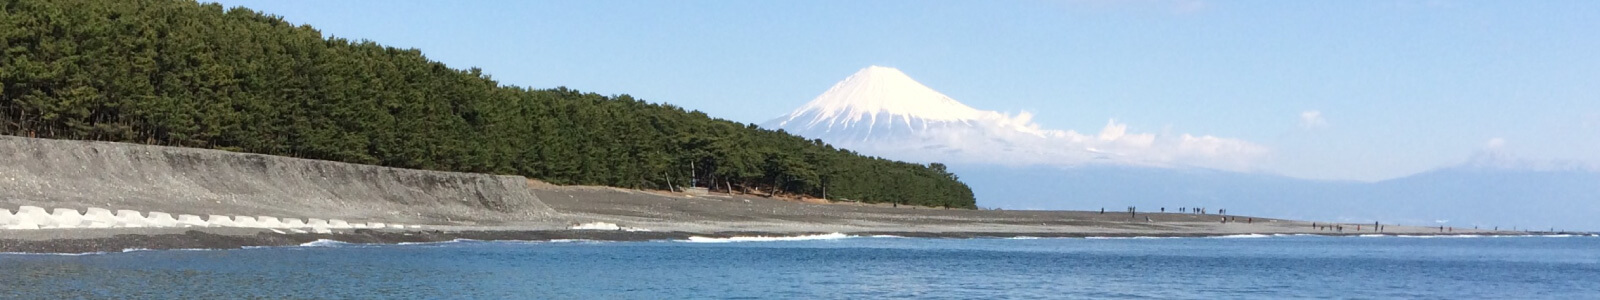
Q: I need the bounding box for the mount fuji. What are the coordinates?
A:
[762,66,1600,231]
[766,65,989,143]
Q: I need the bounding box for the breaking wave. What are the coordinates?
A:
[1209,234,1271,239]
[299,239,354,247]
[682,233,852,243]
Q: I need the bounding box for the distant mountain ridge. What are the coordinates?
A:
[766,66,1599,231]
[951,163,1600,231]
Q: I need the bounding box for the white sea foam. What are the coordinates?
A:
[397,238,479,245]
[1359,234,1387,237]
[0,251,110,256]
[1210,234,1271,239]
[1007,236,1041,240]
[121,248,212,253]
[299,239,352,247]
[1394,235,1485,239]
[683,233,851,243]
[1086,236,1180,240]
[546,239,594,243]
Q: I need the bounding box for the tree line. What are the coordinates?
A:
[0,0,975,208]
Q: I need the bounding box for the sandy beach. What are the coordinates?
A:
[3,183,1550,254]
[0,136,1557,254]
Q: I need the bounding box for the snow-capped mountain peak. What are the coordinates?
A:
[771,66,985,134]
[764,66,1267,171]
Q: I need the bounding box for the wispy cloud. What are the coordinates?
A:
[1056,0,1211,15]
[827,111,1268,172]
[1299,110,1328,129]
[1484,137,1506,149]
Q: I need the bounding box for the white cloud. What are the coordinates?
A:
[830,113,1268,172]
[1299,110,1328,129]
[1172,0,1208,14]
[1485,137,1506,149]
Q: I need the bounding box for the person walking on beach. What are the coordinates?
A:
[1100,208,1104,214]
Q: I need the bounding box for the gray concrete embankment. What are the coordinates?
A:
[0,135,559,227]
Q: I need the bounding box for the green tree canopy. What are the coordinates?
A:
[0,0,975,208]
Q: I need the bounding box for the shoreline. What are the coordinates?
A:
[2,229,1588,255]
[5,135,1586,255]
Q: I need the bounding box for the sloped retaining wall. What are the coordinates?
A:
[0,136,556,226]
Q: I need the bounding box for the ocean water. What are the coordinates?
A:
[2,235,1597,299]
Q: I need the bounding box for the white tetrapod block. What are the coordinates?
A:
[206,215,235,227]
[8,222,40,229]
[282,218,307,228]
[177,214,209,227]
[307,218,330,229]
[312,227,332,234]
[0,208,15,226]
[232,216,263,228]
[5,207,42,229]
[115,210,149,228]
[84,207,117,228]
[328,219,352,229]
[49,208,86,228]
[257,216,286,228]
[350,222,370,229]
[18,206,49,215]
[16,206,52,228]
[146,212,179,227]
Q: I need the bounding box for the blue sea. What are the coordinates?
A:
[3,234,1597,299]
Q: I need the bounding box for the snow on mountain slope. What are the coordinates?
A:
[775,66,984,131]
[763,66,1265,171]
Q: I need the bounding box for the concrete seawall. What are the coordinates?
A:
[0,136,558,226]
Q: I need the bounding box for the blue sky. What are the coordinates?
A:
[208,0,1600,181]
